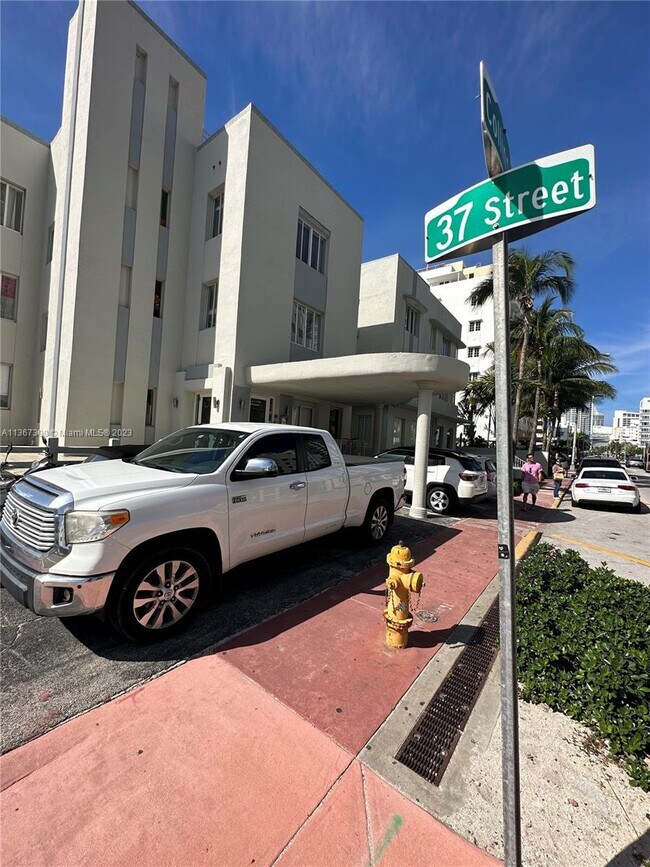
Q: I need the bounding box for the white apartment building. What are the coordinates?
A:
[419,260,494,441]
[358,254,465,452]
[610,409,640,445]
[1,0,468,456]
[638,398,650,446]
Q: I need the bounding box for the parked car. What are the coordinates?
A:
[375,446,488,514]
[468,455,497,496]
[626,456,645,469]
[83,444,147,462]
[571,466,641,512]
[576,456,622,473]
[0,424,406,642]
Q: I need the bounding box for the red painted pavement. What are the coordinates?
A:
[220,521,504,754]
[1,655,351,867]
[277,761,499,866]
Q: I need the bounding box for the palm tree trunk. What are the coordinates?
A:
[512,312,530,445]
[527,358,542,454]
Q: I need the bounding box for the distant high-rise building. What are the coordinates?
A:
[610,409,640,445]
[639,397,650,445]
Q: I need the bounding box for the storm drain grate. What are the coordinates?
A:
[395,598,500,786]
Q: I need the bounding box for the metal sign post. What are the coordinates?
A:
[422,60,596,867]
[492,233,522,867]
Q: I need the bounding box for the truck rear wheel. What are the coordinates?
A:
[108,547,210,643]
[362,496,392,544]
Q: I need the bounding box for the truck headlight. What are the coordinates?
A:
[65,510,130,544]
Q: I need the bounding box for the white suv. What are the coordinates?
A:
[376,447,489,514]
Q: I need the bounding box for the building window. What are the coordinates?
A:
[201,281,218,329]
[145,388,156,426]
[296,218,327,274]
[1,274,17,320]
[40,313,48,352]
[160,189,170,227]
[207,189,224,239]
[442,336,451,356]
[468,372,479,382]
[119,265,132,308]
[1,180,25,233]
[135,48,147,85]
[126,169,139,210]
[46,222,55,264]
[469,319,482,332]
[467,346,480,358]
[429,324,437,350]
[405,305,420,337]
[0,363,12,408]
[291,301,321,351]
[154,280,163,318]
[168,78,179,110]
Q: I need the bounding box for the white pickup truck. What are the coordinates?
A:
[0,424,405,641]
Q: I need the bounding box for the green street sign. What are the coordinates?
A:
[481,61,511,177]
[424,144,595,263]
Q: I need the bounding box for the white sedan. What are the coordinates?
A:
[571,466,641,513]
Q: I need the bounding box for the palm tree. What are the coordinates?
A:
[511,299,583,453]
[470,248,576,445]
[541,339,617,452]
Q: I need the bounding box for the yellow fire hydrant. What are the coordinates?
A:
[384,541,424,649]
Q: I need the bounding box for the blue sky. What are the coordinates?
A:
[1,1,648,424]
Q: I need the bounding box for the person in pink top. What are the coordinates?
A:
[520,453,543,510]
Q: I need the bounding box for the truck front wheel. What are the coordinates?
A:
[108,547,210,642]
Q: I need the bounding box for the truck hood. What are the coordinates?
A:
[32,460,195,506]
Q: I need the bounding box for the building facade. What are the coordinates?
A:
[610,409,640,446]
[1,0,468,458]
[419,260,494,441]
[637,398,650,446]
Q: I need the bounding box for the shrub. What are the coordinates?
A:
[513,479,523,497]
[516,544,650,791]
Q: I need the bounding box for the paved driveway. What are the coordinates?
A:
[1,513,448,754]
[544,469,650,585]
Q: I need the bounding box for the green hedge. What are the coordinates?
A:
[516,544,650,791]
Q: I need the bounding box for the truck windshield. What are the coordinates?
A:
[133,428,250,474]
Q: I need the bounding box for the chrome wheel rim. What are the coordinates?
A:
[428,489,450,513]
[132,560,200,629]
[370,504,389,540]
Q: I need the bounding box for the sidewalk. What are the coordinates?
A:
[0,502,558,867]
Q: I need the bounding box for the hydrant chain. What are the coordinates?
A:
[384,541,424,649]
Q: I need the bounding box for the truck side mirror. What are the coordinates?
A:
[233,457,279,480]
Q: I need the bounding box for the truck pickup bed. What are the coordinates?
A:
[1,424,405,642]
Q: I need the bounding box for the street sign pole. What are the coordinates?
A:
[492,232,522,867]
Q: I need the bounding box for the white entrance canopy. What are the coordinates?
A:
[247,352,469,405]
[248,352,470,521]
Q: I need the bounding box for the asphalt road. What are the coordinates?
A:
[545,468,650,585]
[1,511,456,755]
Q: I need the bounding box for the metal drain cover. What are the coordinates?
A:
[396,598,500,786]
[415,610,439,624]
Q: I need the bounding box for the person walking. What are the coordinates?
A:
[520,453,543,510]
[552,455,565,499]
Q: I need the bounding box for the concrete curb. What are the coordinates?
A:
[514,484,569,563]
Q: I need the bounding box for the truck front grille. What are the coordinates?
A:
[2,488,57,552]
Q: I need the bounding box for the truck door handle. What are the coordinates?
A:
[289,481,306,490]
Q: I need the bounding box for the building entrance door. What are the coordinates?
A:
[328,408,341,438]
[196,395,211,424]
[249,396,269,423]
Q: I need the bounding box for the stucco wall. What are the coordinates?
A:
[0,120,50,439]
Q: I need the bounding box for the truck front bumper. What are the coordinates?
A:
[0,542,114,617]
